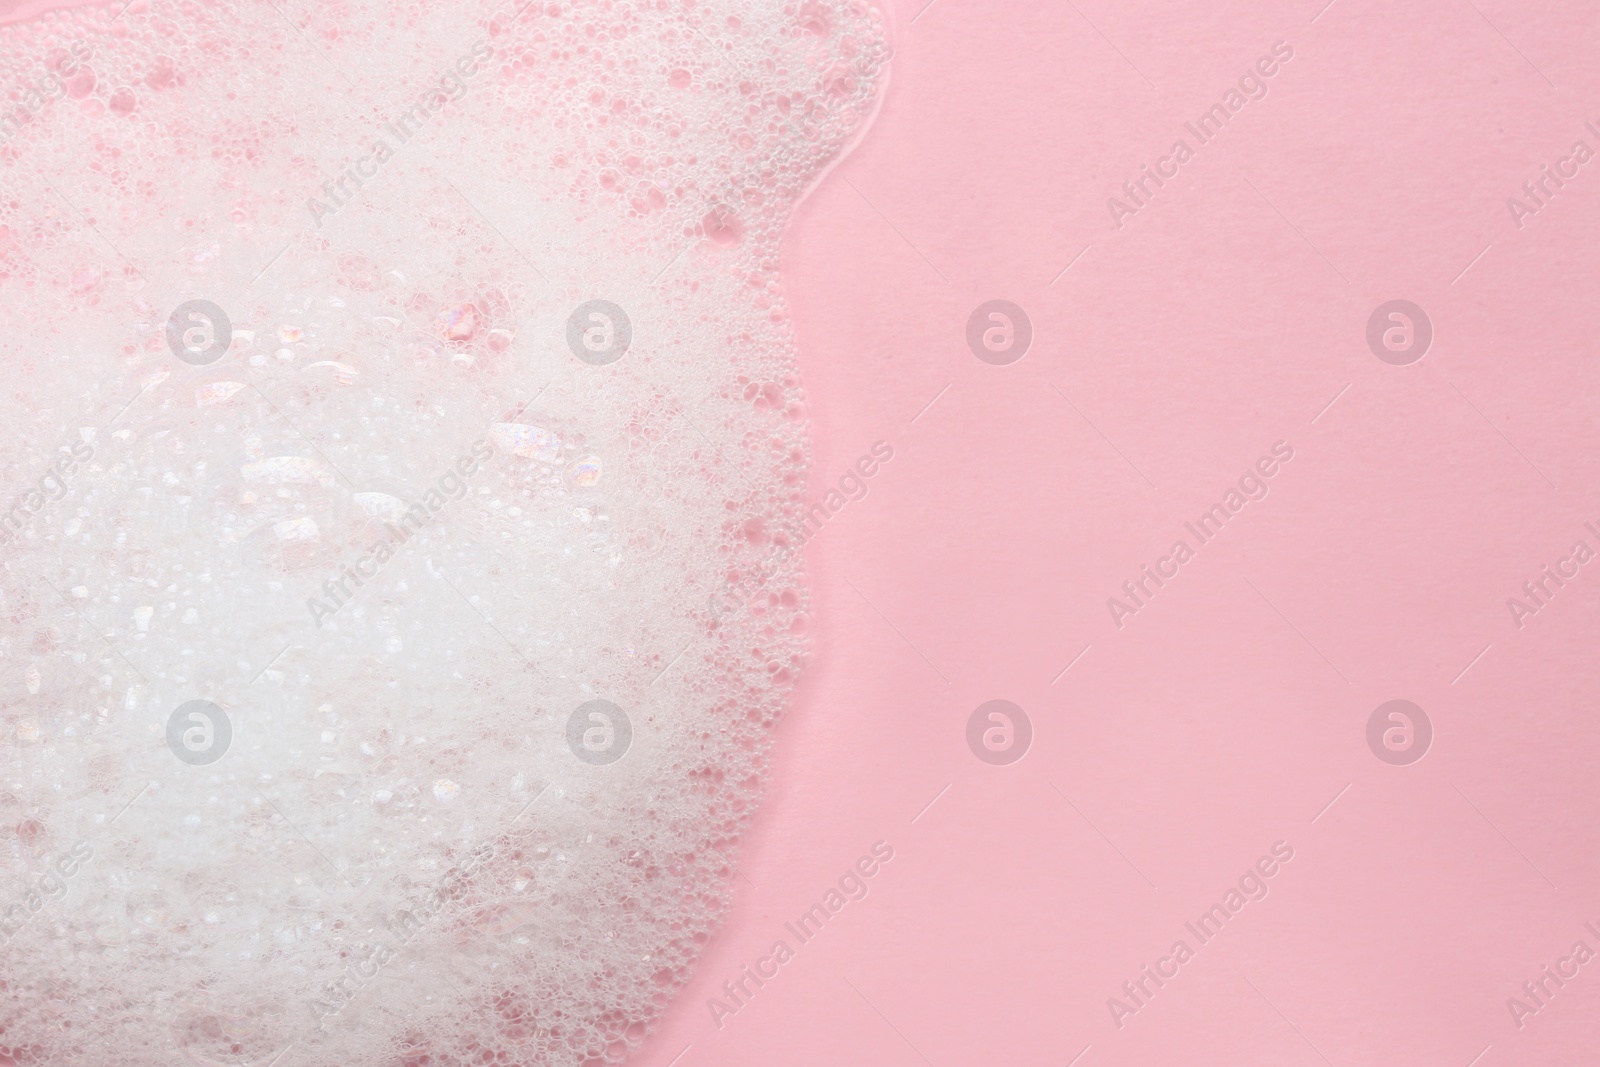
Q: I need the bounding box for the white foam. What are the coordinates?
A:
[0,0,887,1062]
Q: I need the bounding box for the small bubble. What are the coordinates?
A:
[570,456,602,486]
[64,66,94,99]
[702,206,742,247]
[305,360,358,384]
[272,517,320,543]
[436,302,478,342]
[145,55,177,91]
[353,491,411,524]
[797,1,833,35]
[195,381,246,407]
[242,456,335,487]
[492,422,562,460]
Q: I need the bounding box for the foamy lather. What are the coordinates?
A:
[0,0,885,1062]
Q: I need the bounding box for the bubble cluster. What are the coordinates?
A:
[0,0,887,1063]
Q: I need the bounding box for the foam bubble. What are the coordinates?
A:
[0,0,887,1062]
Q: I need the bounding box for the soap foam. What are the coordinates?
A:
[0,0,887,1062]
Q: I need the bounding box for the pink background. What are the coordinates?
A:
[9,1,1600,1065]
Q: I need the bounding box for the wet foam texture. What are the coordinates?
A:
[0,0,887,1062]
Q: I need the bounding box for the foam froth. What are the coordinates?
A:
[0,0,887,1062]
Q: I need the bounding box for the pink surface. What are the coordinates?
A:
[9,1,1600,1065]
[662,3,1600,1065]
